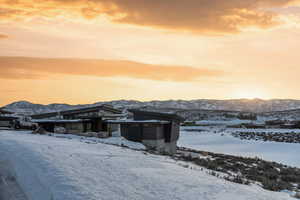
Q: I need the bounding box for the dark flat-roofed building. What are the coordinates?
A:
[31,104,122,119]
[0,108,17,128]
[109,109,184,155]
[31,105,124,134]
[0,116,18,128]
[32,119,93,133]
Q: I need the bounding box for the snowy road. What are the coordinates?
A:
[0,160,27,200]
[0,131,295,200]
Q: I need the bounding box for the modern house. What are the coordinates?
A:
[0,116,18,128]
[31,105,124,134]
[108,109,184,155]
[0,108,17,128]
[31,104,122,119]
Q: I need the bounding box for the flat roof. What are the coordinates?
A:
[32,119,91,123]
[107,120,170,125]
[128,109,184,122]
[31,104,122,119]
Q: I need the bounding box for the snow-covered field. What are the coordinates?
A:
[0,130,294,200]
[179,127,300,167]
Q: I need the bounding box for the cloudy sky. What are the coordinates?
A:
[1,0,300,105]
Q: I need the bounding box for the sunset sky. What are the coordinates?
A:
[1,0,300,106]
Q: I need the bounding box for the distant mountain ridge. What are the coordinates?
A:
[4,99,300,115]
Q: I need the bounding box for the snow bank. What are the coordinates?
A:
[0,130,294,200]
[0,131,53,200]
[53,132,146,150]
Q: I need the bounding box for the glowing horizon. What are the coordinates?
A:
[1,0,300,106]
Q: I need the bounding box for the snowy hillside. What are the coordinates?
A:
[4,99,300,115]
[3,101,88,115]
[0,131,294,200]
[179,127,300,167]
[103,99,300,112]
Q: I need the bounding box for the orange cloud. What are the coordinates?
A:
[0,57,223,82]
[0,0,299,34]
[0,33,8,39]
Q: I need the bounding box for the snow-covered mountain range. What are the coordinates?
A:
[4,99,300,114]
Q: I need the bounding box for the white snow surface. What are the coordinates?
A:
[0,130,294,200]
[54,132,146,150]
[195,119,253,126]
[179,127,300,167]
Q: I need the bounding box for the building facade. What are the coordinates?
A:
[31,105,123,134]
[109,109,183,155]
